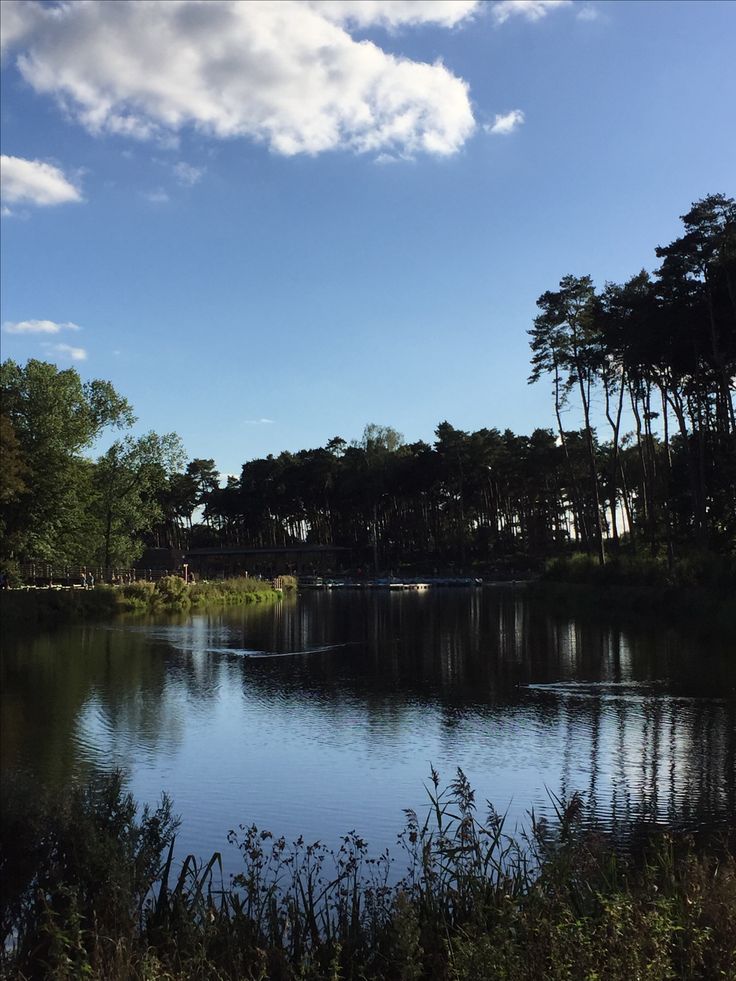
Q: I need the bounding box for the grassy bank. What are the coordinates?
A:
[533,552,736,632]
[0,576,285,628]
[1,770,733,981]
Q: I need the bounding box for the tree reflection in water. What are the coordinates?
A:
[2,590,734,863]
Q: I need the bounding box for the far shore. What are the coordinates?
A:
[0,575,289,628]
[1,560,734,634]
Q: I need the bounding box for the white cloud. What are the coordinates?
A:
[143,188,170,204]
[1,155,82,207]
[3,0,476,159]
[577,6,600,21]
[244,418,276,425]
[0,0,45,54]
[309,1,479,29]
[172,161,205,186]
[3,318,81,334]
[492,0,572,25]
[44,342,88,362]
[486,109,525,135]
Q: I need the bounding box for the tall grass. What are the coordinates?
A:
[0,576,281,626]
[1,770,734,980]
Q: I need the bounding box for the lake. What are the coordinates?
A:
[2,588,734,873]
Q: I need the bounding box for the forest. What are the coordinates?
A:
[1,194,734,576]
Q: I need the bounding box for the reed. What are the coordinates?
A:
[1,770,734,980]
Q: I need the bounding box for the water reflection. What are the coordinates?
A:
[2,590,734,864]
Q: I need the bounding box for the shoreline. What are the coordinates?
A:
[2,571,733,634]
[0,576,285,628]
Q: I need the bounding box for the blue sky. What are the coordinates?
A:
[1,0,734,476]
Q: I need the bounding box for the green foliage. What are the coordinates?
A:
[0,413,28,509]
[188,576,279,608]
[0,360,188,574]
[116,579,157,611]
[90,432,186,571]
[154,574,190,610]
[0,360,134,566]
[1,771,734,980]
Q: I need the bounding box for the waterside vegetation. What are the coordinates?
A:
[534,550,736,632]
[0,576,285,628]
[1,770,734,981]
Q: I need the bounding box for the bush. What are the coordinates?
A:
[117,580,156,612]
[154,575,190,611]
[0,558,24,588]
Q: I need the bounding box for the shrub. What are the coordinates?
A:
[117,580,157,612]
[153,575,190,611]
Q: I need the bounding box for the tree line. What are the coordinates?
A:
[1,194,734,575]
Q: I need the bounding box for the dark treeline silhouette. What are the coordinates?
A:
[1,194,734,575]
[150,194,735,569]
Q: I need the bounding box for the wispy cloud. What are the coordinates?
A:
[492,0,572,25]
[43,342,88,362]
[143,187,170,204]
[3,318,81,334]
[311,1,480,30]
[485,109,525,135]
[2,1,477,159]
[172,161,205,186]
[577,5,600,22]
[1,155,82,210]
[244,418,276,425]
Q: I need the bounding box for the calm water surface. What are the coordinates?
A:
[2,589,734,870]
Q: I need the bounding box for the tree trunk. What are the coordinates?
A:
[575,363,606,565]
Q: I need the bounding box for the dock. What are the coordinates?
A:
[298,577,483,590]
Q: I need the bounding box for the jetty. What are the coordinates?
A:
[298,576,483,590]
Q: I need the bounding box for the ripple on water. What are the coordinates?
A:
[3,592,734,868]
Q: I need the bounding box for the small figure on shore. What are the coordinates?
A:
[88,572,95,589]
[81,572,88,589]
[0,571,8,590]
